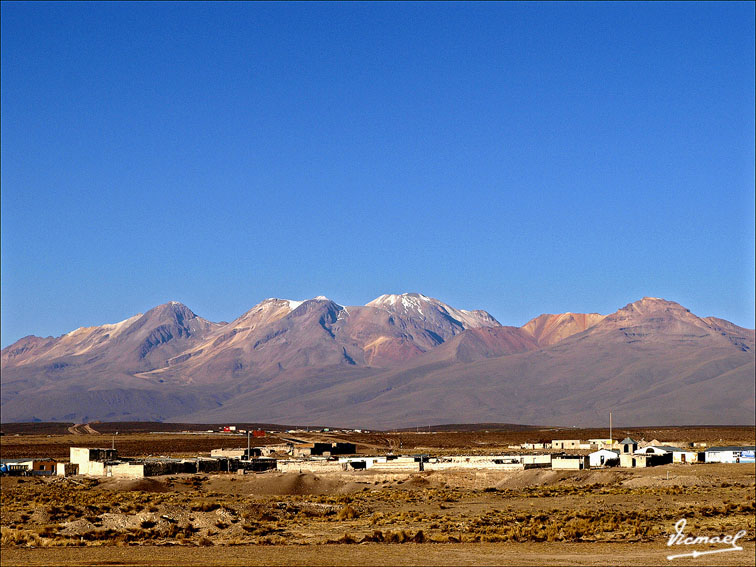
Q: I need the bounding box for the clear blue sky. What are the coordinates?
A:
[2,1,754,346]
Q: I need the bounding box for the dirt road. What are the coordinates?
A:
[2,542,755,566]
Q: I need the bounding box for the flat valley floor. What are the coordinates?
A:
[1,427,754,566]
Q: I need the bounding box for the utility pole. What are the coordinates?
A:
[247,430,251,460]
[609,412,612,449]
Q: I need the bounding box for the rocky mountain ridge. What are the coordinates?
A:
[2,295,753,426]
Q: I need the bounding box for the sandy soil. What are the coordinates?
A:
[2,542,756,566]
[2,427,754,566]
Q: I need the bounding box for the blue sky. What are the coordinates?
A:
[2,1,754,346]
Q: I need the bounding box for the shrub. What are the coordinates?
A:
[336,505,358,520]
[337,532,357,544]
[191,502,220,512]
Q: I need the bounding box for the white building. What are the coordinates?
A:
[634,446,670,456]
[589,449,619,468]
[704,446,756,463]
[552,455,589,470]
[636,445,698,464]
[552,440,582,450]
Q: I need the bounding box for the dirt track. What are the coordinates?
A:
[2,542,756,566]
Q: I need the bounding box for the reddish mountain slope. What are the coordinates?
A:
[522,312,605,346]
[2,296,753,426]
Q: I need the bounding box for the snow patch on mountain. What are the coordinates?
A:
[367,293,500,329]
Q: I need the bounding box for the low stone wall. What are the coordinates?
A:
[109,462,145,479]
[424,462,525,471]
[276,461,346,473]
[369,461,420,472]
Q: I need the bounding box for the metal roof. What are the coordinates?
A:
[650,445,689,452]
[704,446,756,452]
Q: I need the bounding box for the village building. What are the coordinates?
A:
[588,449,619,468]
[0,458,57,476]
[292,443,314,458]
[211,448,250,459]
[667,447,699,464]
[619,437,638,454]
[704,446,756,463]
[588,439,615,449]
[276,458,347,473]
[62,447,265,478]
[634,445,670,456]
[619,452,672,468]
[259,443,293,456]
[552,455,589,470]
[551,440,582,450]
[634,445,699,463]
[69,447,119,476]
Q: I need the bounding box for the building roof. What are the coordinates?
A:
[705,446,756,452]
[652,445,690,452]
[554,454,587,459]
[620,437,637,444]
[0,457,54,463]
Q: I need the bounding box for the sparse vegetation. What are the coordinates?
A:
[2,463,754,549]
[1,426,754,553]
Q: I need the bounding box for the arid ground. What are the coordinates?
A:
[1,426,754,566]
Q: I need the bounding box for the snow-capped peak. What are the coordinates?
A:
[366,293,500,329]
[368,293,429,307]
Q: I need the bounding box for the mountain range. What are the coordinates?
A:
[2,294,754,427]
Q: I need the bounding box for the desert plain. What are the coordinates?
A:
[1,424,754,566]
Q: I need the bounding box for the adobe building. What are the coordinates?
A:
[552,455,589,470]
[551,440,582,450]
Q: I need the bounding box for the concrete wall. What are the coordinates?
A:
[672,451,698,464]
[82,460,105,476]
[211,448,246,458]
[370,459,419,472]
[705,450,756,463]
[276,460,346,473]
[69,448,117,476]
[552,456,588,470]
[260,444,292,456]
[589,450,619,468]
[69,448,91,468]
[620,453,671,467]
[109,462,145,479]
[338,457,387,469]
[292,445,313,458]
[424,461,525,471]
[518,455,552,465]
[552,440,582,450]
[621,454,649,468]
